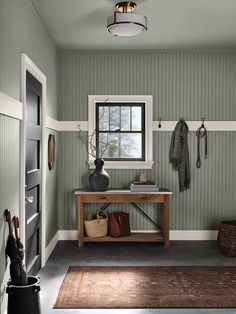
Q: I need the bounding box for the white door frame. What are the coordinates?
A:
[21,53,47,267]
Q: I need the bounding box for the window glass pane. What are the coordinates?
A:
[121,107,130,131]
[109,107,120,131]
[131,106,142,131]
[98,106,109,131]
[99,133,142,159]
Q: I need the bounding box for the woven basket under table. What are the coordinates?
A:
[217,220,236,257]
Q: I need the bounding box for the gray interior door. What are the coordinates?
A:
[25,71,42,275]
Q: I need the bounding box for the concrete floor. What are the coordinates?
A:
[39,241,236,314]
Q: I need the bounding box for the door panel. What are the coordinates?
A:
[25,71,42,275]
[26,89,40,125]
[26,140,40,172]
[25,186,39,221]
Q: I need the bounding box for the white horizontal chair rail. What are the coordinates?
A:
[44,117,236,132]
[152,120,236,132]
[0,91,23,120]
[0,90,236,132]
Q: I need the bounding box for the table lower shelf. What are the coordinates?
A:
[83,232,164,243]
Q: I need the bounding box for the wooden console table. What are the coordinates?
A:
[75,189,172,248]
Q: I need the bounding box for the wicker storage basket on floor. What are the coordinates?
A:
[84,210,108,238]
[217,220,236,257]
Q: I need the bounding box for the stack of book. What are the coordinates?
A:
[130,181,159,192]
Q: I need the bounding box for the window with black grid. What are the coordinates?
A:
[96,102,145,161]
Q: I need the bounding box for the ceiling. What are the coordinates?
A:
[35,0,236,49]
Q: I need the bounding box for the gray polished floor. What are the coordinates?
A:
[39,241,236,314]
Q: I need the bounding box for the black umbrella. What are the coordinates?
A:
[12,216,27,285]
[4,210,27,286]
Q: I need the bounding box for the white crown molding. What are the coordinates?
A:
[0,91,23,120]
[57,230,218,241]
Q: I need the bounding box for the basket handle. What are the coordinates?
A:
[96,210,108,222]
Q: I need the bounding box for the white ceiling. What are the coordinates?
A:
[35,0,236,49]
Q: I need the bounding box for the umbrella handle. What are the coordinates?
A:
[12,216,19,240]
[4,209,13,236]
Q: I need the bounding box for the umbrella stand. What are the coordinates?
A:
[4,210,41,314]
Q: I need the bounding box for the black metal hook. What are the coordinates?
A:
[201,117,205,127]
[158,117,162,128]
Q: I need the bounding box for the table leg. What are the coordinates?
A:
[77,195,84,247]
[162,195,170,247]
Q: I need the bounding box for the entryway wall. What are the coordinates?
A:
[57,49,236,234]
[0,0,58,313]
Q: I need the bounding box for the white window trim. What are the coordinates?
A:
[88,95,154,169]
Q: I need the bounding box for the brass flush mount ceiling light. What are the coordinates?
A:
[107,2,147,37]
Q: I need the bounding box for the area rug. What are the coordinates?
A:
[54,266,236,308]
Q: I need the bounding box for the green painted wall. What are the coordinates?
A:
[0,0,58,313]
[58,50,236,231]
[0,116,20,314]
[0,0,57,118]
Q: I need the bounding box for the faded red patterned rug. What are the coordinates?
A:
[54,266,236,308]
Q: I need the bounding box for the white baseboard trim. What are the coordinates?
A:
[58,230,78,240]
[170,230,218,240]
[57,230,218,241]
[45,231,58,262]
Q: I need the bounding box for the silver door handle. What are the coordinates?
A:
[25,196,34,205]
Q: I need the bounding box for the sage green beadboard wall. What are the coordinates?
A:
[58,50,236,231]
[0,0,58,312]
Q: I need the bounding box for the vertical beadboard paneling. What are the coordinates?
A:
[0,115,20,314]
[58,50,236,231]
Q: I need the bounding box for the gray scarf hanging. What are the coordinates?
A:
[169,119,190,192]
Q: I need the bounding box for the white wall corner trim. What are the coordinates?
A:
[21,53,47,268]
[45,115,60,131]
[57,230,218,241]
[0,91,23,120]
[45,231,58,262]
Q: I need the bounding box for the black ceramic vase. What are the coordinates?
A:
[89,158,109,191]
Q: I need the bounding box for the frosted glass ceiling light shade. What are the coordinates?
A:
[107,2,147,37]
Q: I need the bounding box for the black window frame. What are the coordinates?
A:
[95,102,145,161]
